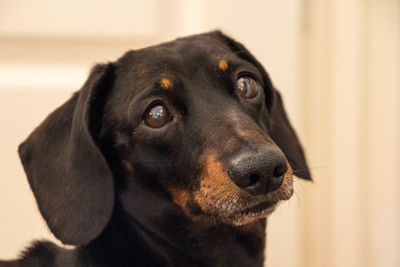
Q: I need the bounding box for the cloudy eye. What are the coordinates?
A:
[237,76,260,100]
[144,103,171,128]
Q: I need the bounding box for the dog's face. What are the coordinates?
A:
[107,34,295,226]
[18,31,311,246]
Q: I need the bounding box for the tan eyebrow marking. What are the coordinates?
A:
[160,78,173,89]
[218,59,228,70]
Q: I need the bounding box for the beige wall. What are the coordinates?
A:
[0,1,399,266]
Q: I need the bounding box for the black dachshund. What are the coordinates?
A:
[1,31,311,267]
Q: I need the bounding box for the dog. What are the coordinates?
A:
[0,31,311,267]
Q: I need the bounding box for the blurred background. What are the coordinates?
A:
[0,0,399,266]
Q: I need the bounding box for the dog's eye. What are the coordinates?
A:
[144,104,171,128]
[237,77,260,99]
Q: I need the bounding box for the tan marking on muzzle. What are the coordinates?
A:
[194,152,239,212]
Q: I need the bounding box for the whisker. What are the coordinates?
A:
[292,180,306,207]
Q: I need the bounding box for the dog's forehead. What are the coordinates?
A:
[119,34,234,76]
[147,34,230,58]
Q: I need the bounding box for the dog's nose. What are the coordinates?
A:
[227,148,288,195]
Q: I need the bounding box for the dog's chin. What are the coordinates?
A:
[214,185,294,226]
[221,201,279,226]
[190,199,281,227]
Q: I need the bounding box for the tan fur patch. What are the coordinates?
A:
[169,187,191,213]
[218,59,228,70]
[160,78,173,89]
[194,152,239,212]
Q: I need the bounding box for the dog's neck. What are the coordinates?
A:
[80,178,267,267]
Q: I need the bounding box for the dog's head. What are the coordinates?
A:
[18,31,311,246]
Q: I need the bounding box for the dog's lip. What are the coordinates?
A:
[235,200,278,216]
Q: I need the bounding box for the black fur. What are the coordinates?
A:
[1,31,310,267]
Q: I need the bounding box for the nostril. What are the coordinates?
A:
[249,173,260,187]
[273,164,288,178]
[267,163,287,193]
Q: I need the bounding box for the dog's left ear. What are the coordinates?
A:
[269,89,311,180]
[215,30,311,180]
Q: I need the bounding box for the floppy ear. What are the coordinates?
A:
[269,89,311,180]
[18,63,115,245]
[214,31,311,180]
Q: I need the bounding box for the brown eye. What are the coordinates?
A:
[237,77,260,99]
[144,104,171,128]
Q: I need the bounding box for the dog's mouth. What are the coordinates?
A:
[170,185,290,226]
[196,174,293,226]
[221,199,279,226]
[239,200,277,215]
